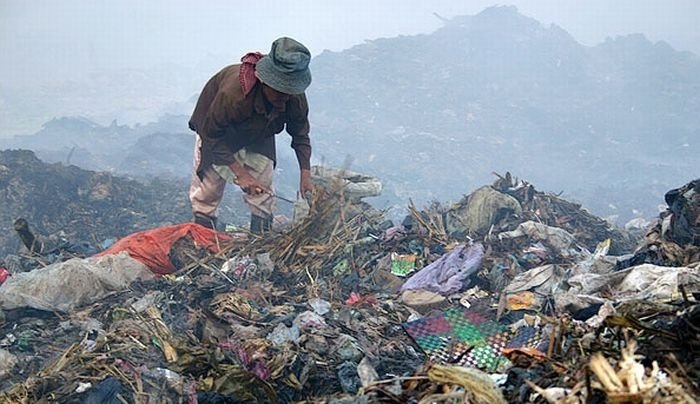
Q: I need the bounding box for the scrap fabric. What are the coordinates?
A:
[404,307,545,371]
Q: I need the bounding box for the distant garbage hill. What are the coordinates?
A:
[308,5,699,221]
[3,115,193,178]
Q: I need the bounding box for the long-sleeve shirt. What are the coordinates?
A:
[188,64,311,177]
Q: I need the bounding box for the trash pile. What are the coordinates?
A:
[0,149,192,258]
[0,149,252,261]
[0,171,698,403]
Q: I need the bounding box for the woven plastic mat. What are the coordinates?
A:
[403,307,546,371]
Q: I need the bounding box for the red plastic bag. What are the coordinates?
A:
[97,223,231,275]
[345,291,377,306]
[0,267,9,284]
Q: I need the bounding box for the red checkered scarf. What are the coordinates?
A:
[239,52,263,96]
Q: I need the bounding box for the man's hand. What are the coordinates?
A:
[230,161,268,196]
[300,169,314,199]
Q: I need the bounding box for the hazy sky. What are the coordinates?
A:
[0,0,698,136]
[1,0,699,81]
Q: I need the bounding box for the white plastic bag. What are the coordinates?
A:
[0,252,153,312]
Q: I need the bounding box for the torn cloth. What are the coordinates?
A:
[401,243,485,295]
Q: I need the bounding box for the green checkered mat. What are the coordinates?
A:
[403,307,546,372]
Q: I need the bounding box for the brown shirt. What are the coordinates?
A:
[188,64,311,176]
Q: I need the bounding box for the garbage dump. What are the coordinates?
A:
[0,171,698,403]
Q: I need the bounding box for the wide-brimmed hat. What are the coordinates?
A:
[255,37,312,95]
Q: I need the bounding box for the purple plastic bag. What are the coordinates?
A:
[400,243,484,295]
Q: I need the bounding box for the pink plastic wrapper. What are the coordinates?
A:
[0,267,9,284]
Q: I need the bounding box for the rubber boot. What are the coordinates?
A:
[250,214,273,235]
[193,213,217,229]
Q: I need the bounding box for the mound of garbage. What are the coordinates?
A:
[0,149,259,265]
[0,171,697,403]
[0,149,193,258]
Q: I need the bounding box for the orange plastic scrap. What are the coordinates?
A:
[97,223,232,275]
[502,347,548,363]
[506,291,539,311]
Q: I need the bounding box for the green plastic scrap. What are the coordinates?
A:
[390,253,417,277]
[332,259,350,276]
